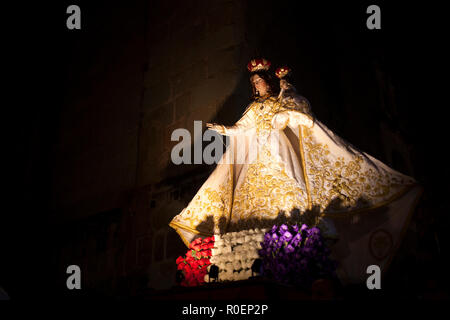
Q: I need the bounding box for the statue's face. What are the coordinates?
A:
[251,74,269,96]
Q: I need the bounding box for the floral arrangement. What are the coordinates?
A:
[176,236,214,287]
[175,223,338,288]
[258,224,337,289]
[209,228,267,282]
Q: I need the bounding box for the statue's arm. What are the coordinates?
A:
[206,104,255,136]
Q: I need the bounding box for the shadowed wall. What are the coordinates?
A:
[4,0,447,299]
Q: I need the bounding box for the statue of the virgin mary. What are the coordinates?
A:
[169,58,423,285]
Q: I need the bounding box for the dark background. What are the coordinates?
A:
[2,0,448,300]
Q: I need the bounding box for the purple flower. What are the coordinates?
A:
[259,223,336,287]
[280,231,293,243]
[284,244,295,254]
[291,233,302,246]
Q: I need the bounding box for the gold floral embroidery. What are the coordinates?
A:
[170,165,233,234]
[231,143,309,224]
[301,127,407,213]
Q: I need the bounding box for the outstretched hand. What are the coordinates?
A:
[206,122,225,134]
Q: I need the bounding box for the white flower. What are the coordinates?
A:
[225,252,234,261]
[232,260,242,271]
[233,251,241,261]
[223,271,233,280]
[204,274,209,283]
[211,248,221,256]
[219,273,227,281]
[214,254,221,262]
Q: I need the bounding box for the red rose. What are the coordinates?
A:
[201,242,214,250]
[183,263,192,273]
[184,272,197,286]
[203,236,215,244]
[192,269,202,280]
[197,269,207,282]
[190,260,200,269]
[200,258,211,266]
[176,256,184,265]
[197,259,207,267]
[186,249,196,259]
[191,243,202,251]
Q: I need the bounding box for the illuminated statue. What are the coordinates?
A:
[169,58,423,284]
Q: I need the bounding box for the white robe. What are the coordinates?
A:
[169,94,423,285]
